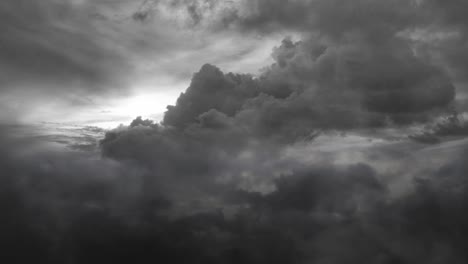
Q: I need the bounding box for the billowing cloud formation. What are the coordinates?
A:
[4,0,468,263]
[160,48,453,139]
[101,0,468,224]
[153,0,460,129]
[94,1,468,263]
[99,52,457,227]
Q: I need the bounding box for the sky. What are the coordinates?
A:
[3,0,468,263]
[0,0,282,127]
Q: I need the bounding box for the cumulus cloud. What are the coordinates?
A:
[5,0,468,263]
[161,47,453,138]
[93,1,468,261]
[98,11,464,220]
[95,58,468,263]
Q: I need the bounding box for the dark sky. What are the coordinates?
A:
[2,1,468,263]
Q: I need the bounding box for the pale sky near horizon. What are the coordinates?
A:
[0,0,286,127]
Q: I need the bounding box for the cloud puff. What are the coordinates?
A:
[163,64,260,128]
[162,40,454,135]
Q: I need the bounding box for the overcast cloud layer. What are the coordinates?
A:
[3,0,468,263]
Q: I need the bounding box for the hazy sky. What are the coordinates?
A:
[3,1,468,263]
[2,0,468,126]
[0,0,284,127]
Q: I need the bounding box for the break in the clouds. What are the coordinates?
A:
[0,0,278,124]
[4,0,468,263]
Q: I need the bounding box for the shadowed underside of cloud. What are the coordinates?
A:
[4,134,468,263]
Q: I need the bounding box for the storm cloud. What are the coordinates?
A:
[3,0,468,263]
[5,124,468,263]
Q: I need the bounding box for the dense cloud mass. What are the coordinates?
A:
[5,127,468,263]
[4,0,468,263]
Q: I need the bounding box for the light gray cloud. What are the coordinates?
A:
[0,0,131,92]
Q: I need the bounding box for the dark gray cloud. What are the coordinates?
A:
[143,0,468,99]
[4,0,468,263]
[218,146,468,263]
[156,1,458,132]
[163,64,260,128]
[92,1,468,260]
[2,118,468,263]
[139,0,418,35]
[410,111,468,144]
[98,29,460,217]
[161,48,453,140]
[7,131,468,263]
[238,0,419,36]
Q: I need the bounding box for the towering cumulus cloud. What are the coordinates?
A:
[3,0,468,263]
